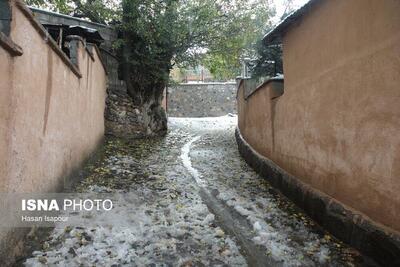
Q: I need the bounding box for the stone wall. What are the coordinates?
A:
[0,1,107,264]
[105,89,146,138]
[167,83,237,117]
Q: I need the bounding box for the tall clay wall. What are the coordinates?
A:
[0,1,107,263]
[237,0,400,235]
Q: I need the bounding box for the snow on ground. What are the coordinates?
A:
[177,116,367,267]
[22,115,367,267]
[168,114,237,133]
[23,117,246,267]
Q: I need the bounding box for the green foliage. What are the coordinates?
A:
[26,0,69,13]
[119,0,225,86]
[249,42,283,79]
[25,0,120,23]
[27,0,277,87]
[202,54,238,81]
[119,0,275,91]
[201,0,275,80]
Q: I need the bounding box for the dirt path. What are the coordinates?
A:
[21,116,376,267]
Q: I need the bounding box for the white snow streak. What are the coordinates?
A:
[181,136,207,187]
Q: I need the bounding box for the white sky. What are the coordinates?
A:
[272,0,310,23]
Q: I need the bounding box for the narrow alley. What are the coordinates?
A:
[21,116,374,267]
[2,0,399,265]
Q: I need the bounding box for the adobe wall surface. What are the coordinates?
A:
[238,0,400,236]
[1,2,107,193]
[168,83,237,117]
[0,2,107,264]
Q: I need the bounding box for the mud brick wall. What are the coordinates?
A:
[237,0,400,245]
[0,2,107,264]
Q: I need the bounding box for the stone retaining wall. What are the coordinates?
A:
[167,83,237,117]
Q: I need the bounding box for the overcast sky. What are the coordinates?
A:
[272,0,309,23]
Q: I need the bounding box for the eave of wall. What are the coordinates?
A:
[15,0,82,78]
[29,6,111,29]
[14,0,108,78]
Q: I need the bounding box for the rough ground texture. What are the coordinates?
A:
[21,117,376,266]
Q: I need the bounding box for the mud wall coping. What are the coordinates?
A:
[87,44,108,75]
[171,82,237,87]
[0,31,23,56]
[236,76,284,100]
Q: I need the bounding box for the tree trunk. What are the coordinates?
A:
[121,43,168,136]
[118,5,170,138]
[134,84,167,137]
